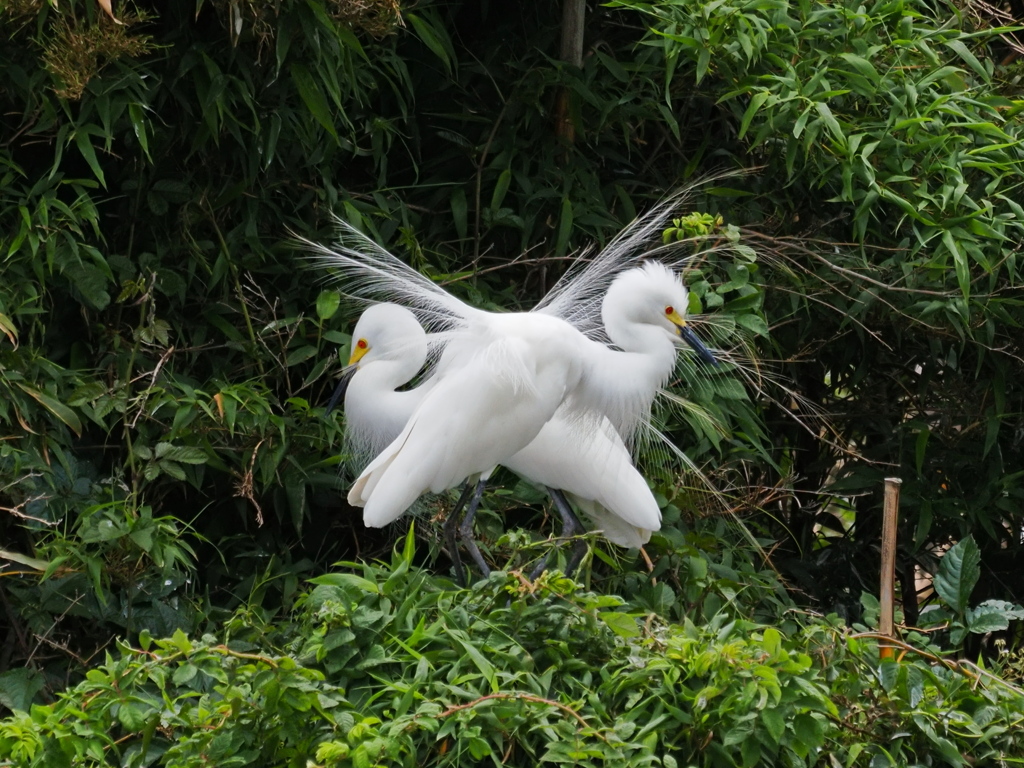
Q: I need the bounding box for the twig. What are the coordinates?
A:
[437,692,599,735]
[128,346,175,429]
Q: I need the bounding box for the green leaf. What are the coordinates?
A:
[966,600,1024,634]
[760,706,785,745]
[316,290,341,320]
[0,668,46,712]
[814,101,843,142]
[406,12,454,73]
[739,91,770,139]
[290,64,339,140]
[915,426,930,474]
[942,229,970,300]
[791,713,824,751]
[310,573,380,594]
[17,384,82,435]
[451,188,468,240]
[286,345,318,367]
[598,611,641,638]
[0,548,50,572]
[735,313,769,337]
[63,263,111,311]
[155,443,208,464]
[555,196,573,258]
[933,535,981,615]
[944,39,989,81]
[75,129,106,188]
[490,168,512,211]
[117,702,149,732]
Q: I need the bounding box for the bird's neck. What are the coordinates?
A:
[345,359,424,421]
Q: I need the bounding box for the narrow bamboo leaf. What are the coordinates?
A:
[490,168,511,211]
[406,12,453,73]
[942,229,970,300]
[17,384,82,435]
[944,39,989,81]
[290,64,339,140]
[814,101,843,142]
[915,426,929,474]
[0,311,18,347]
[450,188,468,240]
[555,196,573,257]
[696,47,710,84]
[739,91,771,139]
[75,129,106,188]
[0,548,51,571]
[310,572,380,594]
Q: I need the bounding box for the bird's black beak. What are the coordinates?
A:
[325,366,357,415]
[678,325,719,367]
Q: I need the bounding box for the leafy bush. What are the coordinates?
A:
[3,533,1023,767]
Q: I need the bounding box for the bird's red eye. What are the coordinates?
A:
[356,339,367,349]
[665,306,674,316]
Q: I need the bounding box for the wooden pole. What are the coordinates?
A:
[879,477,902,660]
[554,0,586,145]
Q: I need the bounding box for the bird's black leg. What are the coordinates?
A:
[443,482,475,587]
[529,488,588,580]
[458,479,491,580]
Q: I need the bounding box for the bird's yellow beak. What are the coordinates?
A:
[348,340,370,366]
[666,309,688,334]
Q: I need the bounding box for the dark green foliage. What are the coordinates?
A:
[610,0,1024,618]
[2,0,1024,760]
[0,0,767,694]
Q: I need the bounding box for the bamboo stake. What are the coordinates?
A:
[879,477,902,660]
[554,0,586,145]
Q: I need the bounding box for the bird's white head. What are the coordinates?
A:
[347,303,427,367]
[601,262,717,365]
[602,262,690,342]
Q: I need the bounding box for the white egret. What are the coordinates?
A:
[331,302,663,580]
[301,205,721,574]
[340,261,713,518]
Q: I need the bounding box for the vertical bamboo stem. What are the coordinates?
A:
[554,0,586,145]
[879,477,902,660]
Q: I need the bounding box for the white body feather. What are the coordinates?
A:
[307,212,716,527]
[341,304,659,544]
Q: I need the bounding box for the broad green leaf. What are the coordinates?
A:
[791,712,824,751]
[0,668,46,712]
[155,444,208,464]
[599,611,641,638]
[117,702,149,731]
[760,706,785,744]
[933,535,980,615]
[316,290,341,320]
